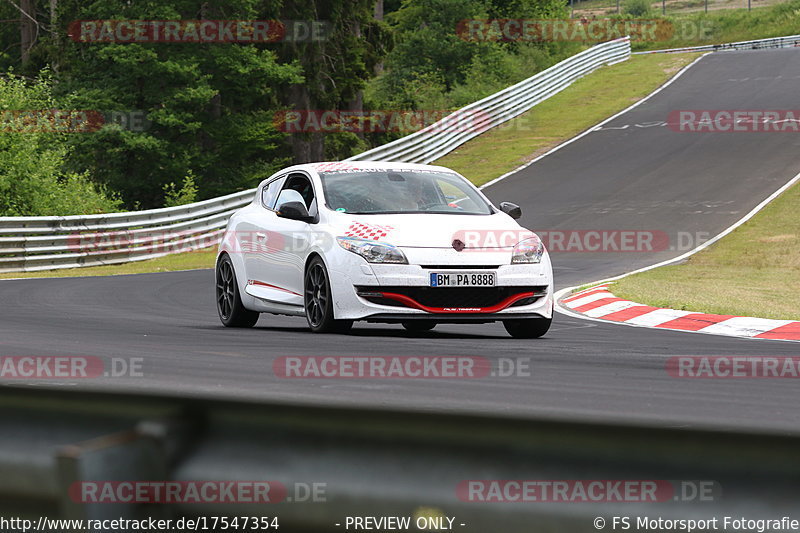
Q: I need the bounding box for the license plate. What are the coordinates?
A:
[429,271,496,287]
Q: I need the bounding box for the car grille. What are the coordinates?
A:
[356,286,547,310]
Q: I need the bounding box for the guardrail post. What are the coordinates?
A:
[55,416,198,521]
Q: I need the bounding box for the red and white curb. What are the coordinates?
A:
[559,284,800,342]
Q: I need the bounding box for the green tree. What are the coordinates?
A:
[624,0,653,17]
[50,0,303,208]
[163,171,199,207]
[275,0,393,162]
[369,0,574,110]
[0,73,121,216]
[378,0,493,104]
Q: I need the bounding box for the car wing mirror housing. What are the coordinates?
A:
[277,201,313,222]
[499,201,522,220]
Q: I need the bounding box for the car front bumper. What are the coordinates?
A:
[327,247,554,321]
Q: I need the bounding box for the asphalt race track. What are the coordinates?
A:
[491,48,800,287]
[3,49,800,432]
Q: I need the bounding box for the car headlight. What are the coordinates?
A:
[511,235,544,264]
[337,237,408,264]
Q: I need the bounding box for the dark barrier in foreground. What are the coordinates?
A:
[0,387,797,531]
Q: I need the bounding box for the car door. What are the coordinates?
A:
[240,175,305,307]
[264,172,319,301]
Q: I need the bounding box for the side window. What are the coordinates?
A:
[261,177,285,210]
[276,174,317,216]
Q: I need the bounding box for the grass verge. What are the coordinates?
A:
[575,0,791,17]
[613,180,800,320]
[435,52,701,185]
[632,0,800,51]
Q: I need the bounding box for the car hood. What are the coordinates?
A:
[328,213,535,249]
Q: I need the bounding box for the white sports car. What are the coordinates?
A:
[215,161,553,338]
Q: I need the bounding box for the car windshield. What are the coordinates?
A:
[319,168,493,215]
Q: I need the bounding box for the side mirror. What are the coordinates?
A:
[277,201,312,222]
[499,202,522,220]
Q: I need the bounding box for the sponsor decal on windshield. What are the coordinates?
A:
[314,163,458,177]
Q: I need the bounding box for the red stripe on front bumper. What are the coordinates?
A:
[378,291,537,314]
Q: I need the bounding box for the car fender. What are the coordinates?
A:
[217,210,260,311]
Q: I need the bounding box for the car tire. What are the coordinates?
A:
[216,255,260,328]
[503,317,551,339]
[401,321,436,332]
[305,256,353,333]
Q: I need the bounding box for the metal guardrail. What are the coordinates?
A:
[0,38,631,274]
[0,189,253,273]
[2,387,799,526]
[633,34,800,54]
